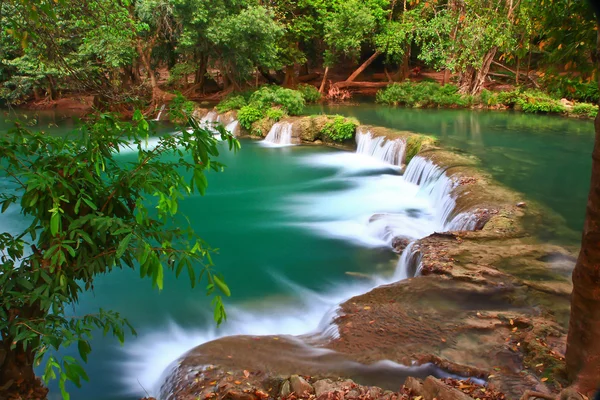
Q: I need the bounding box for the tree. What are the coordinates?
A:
[0,109,240,398]
[565,14,600,396]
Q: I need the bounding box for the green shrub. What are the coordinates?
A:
[249,85,305,115]
[265,107,286,121]
[297,84,322,103]
[514,91,566,114]
[238,106,264,130]
[542,75,600,103]
[477,89,499,106]
[376,81,470,108]
[169,92,196,121]
[320,115,358,142]
[216,95,247,112]
[571,103,598,118]
[497,90,522,107]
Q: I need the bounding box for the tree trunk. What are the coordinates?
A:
[195,55,208,91]
[346,51,382,82]
[0,342,38,394]
[442,69,451,85]
[469,47,497,95]
[565,25,600,396]
[46,75,57,100]
[319,67,329,93]
[283,65,297,87]
[136,39,158,91]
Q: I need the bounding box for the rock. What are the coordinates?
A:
[313,379,338,396]
[280,380,292,397]
[422,376,472,400]
[289,375,314,396]
[516,202,527,208]
[560,98,574,108]
[314,140,323,145]
[392,237,411,253]
[403,377,423,395]
[222,390,258,400]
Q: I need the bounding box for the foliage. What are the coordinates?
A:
[542,75,600,104]
[320,115,358,141]
[265,107,286,122]
[168,92,196,121]
[376,81,471,108]
[297,84,321,103]
[0,110,239,397]
[238,105,265,129]
[167,63,196,87]
[249,86,305,115]
[216,95,247,113]
[571,103,599,118]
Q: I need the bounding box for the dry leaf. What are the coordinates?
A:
[243,370,250,378]
[541,377,548,382]
[510,319,514,326]
[363,306,371,310]
[235,380,242,385]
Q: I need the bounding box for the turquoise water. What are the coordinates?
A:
[0,107,594,399]
[306,105,595,239]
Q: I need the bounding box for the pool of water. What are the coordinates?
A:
[306,104,595,241]
[0,107,593,399]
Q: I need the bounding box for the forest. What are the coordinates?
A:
[0,0,598,111]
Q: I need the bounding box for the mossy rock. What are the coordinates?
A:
[292,115,333,142]
[251,117,276,137]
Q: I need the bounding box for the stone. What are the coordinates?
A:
[222,390,258,400]
[280,380,292,397]
[516,202,527,208]
[290,375,314,396]
[313,379,338,396]
[392,237,411,253]
[422,376,472,400]
[403,377,423,395]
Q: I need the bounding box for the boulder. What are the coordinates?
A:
[422,376,472,400]
[290,375,314,396]
[280,380,292,397]
[403,377,423,395]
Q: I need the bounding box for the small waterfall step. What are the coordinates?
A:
[356,129,406,166]
[263,122,294,146]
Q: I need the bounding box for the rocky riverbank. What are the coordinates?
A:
[158,107,578,400]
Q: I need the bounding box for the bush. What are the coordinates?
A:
[249,85,305,115]
[265,107,286,121]
[542,75,600,103]
[477,89,499,106]
[238,106,264,129]
[514,91,566,114]
[571,103,598,118]
[320,115,358,142]
[376,81,470,108]
[169,92,196,121]
[297,84,321,103]
[216,95,247,113]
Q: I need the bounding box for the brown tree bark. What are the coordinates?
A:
[319,67,329,93]
[283,65,297,87]
[46,75,57,100]
[565,25,600,397]
[346,51,382,82]
[458,47,497,95]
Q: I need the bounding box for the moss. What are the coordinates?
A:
[250,117,275,137]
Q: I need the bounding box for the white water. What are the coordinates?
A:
[120,144,480,398]
[263,122,294,147]
[225,120,240,136]
[356,128,407,166]
[154,104,166,121]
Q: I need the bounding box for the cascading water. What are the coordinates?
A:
[118,140,483,399]
[154,104,166,121]
[355,129,407,166]
[225,120,240,136]
[263,122,294,146]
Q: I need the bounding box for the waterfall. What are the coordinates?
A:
[225,120,240,136]
[355,129,406,166]
[403,155,462,228]
[154,104,166,121]
[393,242,423,280]
[264,122,294,146]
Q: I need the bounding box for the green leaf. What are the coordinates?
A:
[50,211,60,236]
[213,275,231,297]
[78,340,91,363]
[116,233,133,259]
[156,263,164,290]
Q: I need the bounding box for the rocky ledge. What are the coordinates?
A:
[161,107,579,400]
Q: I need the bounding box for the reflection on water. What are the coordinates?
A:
[306,104,594,242]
